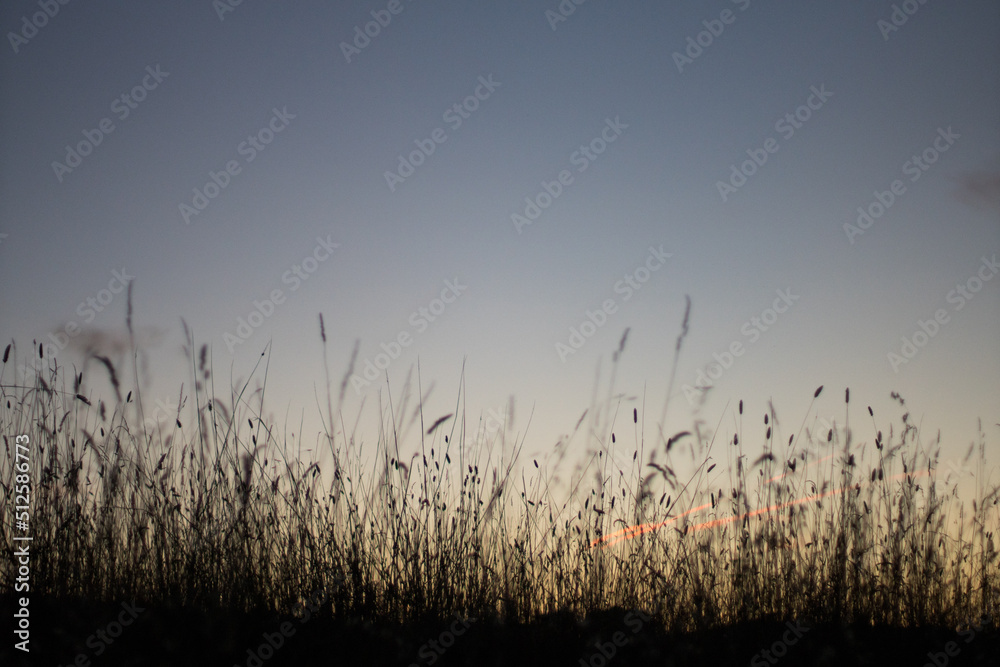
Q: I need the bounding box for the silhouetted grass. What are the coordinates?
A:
[1,307,998,663]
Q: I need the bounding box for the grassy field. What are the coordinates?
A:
[1,309,998,665]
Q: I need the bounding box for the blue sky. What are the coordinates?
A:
[2,1,998,488]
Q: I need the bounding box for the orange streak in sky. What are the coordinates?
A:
[590,469,930,548]
[589,503,711,548]
[689,484,847,533]
[691,469,930,534]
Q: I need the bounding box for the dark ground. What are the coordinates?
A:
[2,595,997,667]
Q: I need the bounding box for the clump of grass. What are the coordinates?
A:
[0,308,997,632]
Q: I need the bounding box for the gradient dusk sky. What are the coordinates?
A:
[2,1,998,485]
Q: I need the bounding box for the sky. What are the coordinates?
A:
[1,1,998,494]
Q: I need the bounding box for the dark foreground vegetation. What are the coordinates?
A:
[1,310,998,665]
[1,593,998,666]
